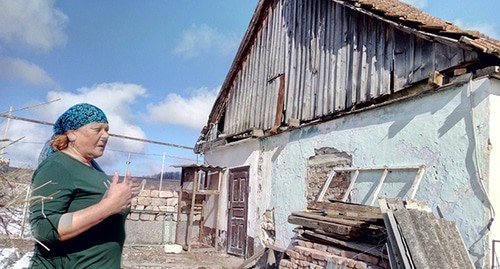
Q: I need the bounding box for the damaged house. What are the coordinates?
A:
[191,0,500,267]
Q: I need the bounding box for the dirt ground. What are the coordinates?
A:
[0,237,245,269]
[122,246,245,269]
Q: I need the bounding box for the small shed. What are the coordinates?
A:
[174,164,225,251]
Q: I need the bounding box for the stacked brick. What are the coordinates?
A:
[281,201,388,269]
[281,239,388,269]
[128,189,178,221]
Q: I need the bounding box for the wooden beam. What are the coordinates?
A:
[270,73,285,134]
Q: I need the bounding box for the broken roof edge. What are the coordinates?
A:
[195,72,500,154]
[172,164,226,170]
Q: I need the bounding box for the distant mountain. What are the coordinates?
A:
[149,171,181,181]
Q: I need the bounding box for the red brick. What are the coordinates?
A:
[312,243,329,252]
[356,261,369,269]
[286,249,300,259]
[296,239,314,248]
[354,253,382,266]
[326,245,341,255]
[280,259,294,268]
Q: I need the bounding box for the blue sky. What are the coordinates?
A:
[0,0,498,177]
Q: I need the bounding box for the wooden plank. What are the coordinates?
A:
[292,211,385,233]
[266,2,280,130]
[252,13,266,130]
[270,74,286,134]
[285,0,297,121]
[214,171,222,251]
[308,200,382,217]
[346,10,356,107]
[370,168,388,206]
[318,0,328,116]
[300,208,382,224]
[302,0,312,121]
[359,14,369,103]
[246,28,259,130]
[335,4,347,110]
[186,171,199,251]
[378,197,414,268]
[288,215,355,237]
[383,25,394,95]
[236,247,266,269]
[407,166,425,199]
[341,169,359,202]
[374,19,384,97]
[324,0,334,115]
[296,0,306,120]
[316,170,336,201]
[350,12,361,106]
[329,1,338,113]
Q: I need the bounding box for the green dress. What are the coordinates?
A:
[29,152,128,269]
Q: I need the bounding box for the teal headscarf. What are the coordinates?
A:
[53,103,108,135]
[38,103,108,163]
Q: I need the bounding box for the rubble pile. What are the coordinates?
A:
[280,201,388,269]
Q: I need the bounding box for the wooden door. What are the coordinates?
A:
[227,167,249,257]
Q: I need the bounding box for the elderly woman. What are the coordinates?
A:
[29,103,137,268]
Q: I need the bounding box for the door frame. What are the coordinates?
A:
[226,166,250,257]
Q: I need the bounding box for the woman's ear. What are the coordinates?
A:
[68,133,76,142]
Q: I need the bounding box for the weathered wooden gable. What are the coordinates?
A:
[198,0,495,151]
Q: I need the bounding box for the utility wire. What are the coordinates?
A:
[106,148,197,161]
[0,112,193,150]
[1,99,61,114]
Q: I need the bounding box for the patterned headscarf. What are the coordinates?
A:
[53,103,108,135]
[38,103,108,163]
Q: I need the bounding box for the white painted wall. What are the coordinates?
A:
[488,78,500,254]
[203,139,261,237]
[204,77,499,267]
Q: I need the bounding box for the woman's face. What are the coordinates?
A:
[73,122,110,160]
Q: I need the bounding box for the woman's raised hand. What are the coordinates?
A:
[104,171,133,213]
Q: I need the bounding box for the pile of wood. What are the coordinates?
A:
[280,201,389,269]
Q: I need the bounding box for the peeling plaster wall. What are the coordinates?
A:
[489,78,500,249]
[205,77,499,266]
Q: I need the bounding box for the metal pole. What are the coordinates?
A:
[159,152,165,191]
[126,152,131,173]
[0,106,13,156]
[19,184,31,238]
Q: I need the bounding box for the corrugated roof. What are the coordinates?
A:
[202,0,500,139]
[380,197,475,268]
[172,164,226,169]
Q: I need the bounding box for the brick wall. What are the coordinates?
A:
[128,189,178,221]
[125,189,179,245]
[306,147,352,202]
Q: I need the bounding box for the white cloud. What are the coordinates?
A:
[452,19,500,40]
[0,120,52,170]
[174,24,241,59]
[400,0,428,9]
[0,57,58,87]
[0,0,68,52]
[146,87,219,130]
[1,83,149,173]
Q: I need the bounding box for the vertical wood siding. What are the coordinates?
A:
[219,0,476,137]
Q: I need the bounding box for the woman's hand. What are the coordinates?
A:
[57,171,134,241]
[104,171,133,214]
